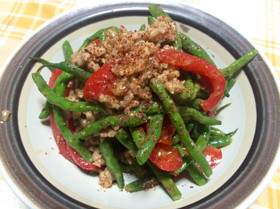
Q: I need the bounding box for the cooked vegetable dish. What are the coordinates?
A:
[31,4,258,201]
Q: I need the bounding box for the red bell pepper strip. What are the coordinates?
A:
[49,69,63,89]
[156,49,226,111]
[66,144,99,171]
[66,117,99,171]
[48,69,75,163]
[157,114,176,145]
[83,63,117,102]
[149,143,183,172]
[49,112,75,164]
[48,69,99,171]
[203,146,222,169]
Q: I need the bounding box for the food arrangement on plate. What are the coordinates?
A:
[29,4,259,201]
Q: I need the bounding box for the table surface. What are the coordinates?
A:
[0,0,279,208]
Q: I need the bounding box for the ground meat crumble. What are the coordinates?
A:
[71,16,185,113]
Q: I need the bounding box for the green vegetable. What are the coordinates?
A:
[208,135,232,148]
[149,78,212,177]
[30,57,92,82]
[32,72,104,112]
[136,113,164,165]
[78,26,119,50]
[99,138,124,189]
[180,33,216,66]
[220,49,258,77]
[62,40,73,62]
[53,105,92,161]
[178,106,221,125]
[148,162,181,201]
[75,113,148,140]
[121,161,149,177]
[39,40,74,119]
[125,175,159,192]
[148,4,172,20]
[115,129,138,153]
[224,78,236,97]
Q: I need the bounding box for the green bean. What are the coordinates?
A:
[148,162,181,201]
[90,170,99,176]
[99,138,124,189]
[39,71,74,119]
[172,75,202,104]
[191,82,201,100]
[125,175,159,192]
[99,30,107,44]
[195,126,211,151]
[139,24,146,31]
[214,103,231,115]
[133,101,163,114]
[172,31,183,52]
[186,161,208,186]
[62,40,73,62]
[136,113,164,165]
[190,98,203,111]
[208,135,232,148]
[172,133,180,145]
[220,49,258,77]
[99,27,119,44]
[173,131,209,185]
[30,57,92,82]
[39,40,74,119]
[226,128,238,137]
[173,145,194,175]
[197,89,210,100]
[78,26,119,50]
[210,127,225,137]
[148,4,172,21]
[186,123,195,132]
[75,112,147,140]
[178,106,221,125]
[129,127,146,149]
[121,161,149,177]
[53,105,92,161]
[129,126,182,200]
[52,72,74,96]
[126,126,182,199]
[190,123,200,141]
[32,72,104,112]
[180,33,216,66]
[149,78,212,177]
[115,129,138,153]
[224,78,236,97]
[148,16,155,24]
[39,101,52,119]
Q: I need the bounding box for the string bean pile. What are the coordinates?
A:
[31,4,258,201]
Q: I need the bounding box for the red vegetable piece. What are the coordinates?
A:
[49,69,63,89]
[66,144,99,171]
[93,39,100,46]
[48,68,75,97]
[49,70,98,170]
[83,63,117,101]
[203,146,222,169]
[64,117,99,171]
[149,143,183,172]
[156,49,226,111]
[157,115,176,145]
[49,112,75,164]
